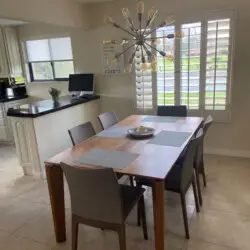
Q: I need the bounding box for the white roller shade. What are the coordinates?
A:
[26,39,51,62]
[49,37,73,60]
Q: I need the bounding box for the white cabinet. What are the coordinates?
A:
[0,98,29,143]
[0,29,9,77]
[0,27,23,78]
[4,27,23,77]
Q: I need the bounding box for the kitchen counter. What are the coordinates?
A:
[0,95,28,103]
[7,95,101,178]
[7,95,100,118]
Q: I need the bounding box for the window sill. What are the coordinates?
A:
[26,80,69,85]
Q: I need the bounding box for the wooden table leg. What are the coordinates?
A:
[46,164,66,243]
[152,180,165,250]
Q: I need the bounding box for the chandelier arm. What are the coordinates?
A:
[141,45,146,63]
[145,35,175,40]
[144,26,160,38]
[141,22,151,37]
[115,42,137,59]
[115,24,137,37]
[145,42,163,55]
[129,45,140,63]
[127,18,137,33]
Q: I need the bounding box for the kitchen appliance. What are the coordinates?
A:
[0,78,10,98]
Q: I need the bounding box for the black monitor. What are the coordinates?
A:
[68,74,94,92]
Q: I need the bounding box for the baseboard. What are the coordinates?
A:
[205,147,250,158]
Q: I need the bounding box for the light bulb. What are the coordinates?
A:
[174,31,185,38]
[142,63,147,71]
[165,55,174,60]
[154,39,161,44]
[126,64,133,73]
[122,8,130,19]
[104,16,115,25]
[137,0,144,14]
[151,61,157,72]
[148,6,158,20]
[159,16,175,27]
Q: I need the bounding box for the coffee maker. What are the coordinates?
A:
[0,78,10,99]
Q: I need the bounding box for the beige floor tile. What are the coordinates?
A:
[0,197,46,233]
[0,229,9,240]
[184,239,238,250]
[0,234,49,250]
[1,145,250,250]
[18,181,50,205]
[201,157,250,216]
[13,206,71,246]
[190,209,250,250]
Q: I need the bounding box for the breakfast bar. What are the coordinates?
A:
[7,95,100,178]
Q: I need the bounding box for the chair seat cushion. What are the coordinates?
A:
[120,185,145,219]
[135,164,183,192]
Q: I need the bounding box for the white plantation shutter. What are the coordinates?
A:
[135,11,234,120]
[205,18,231,111]
[135,46,153,110]
[181,22,201,110]
[156,26,175,106]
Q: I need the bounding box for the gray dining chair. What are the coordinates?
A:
[97,111,134,186]
[68,121,96,146]
[61,163,148,250]
[136,129,203,239]
[157,105,187,117]
[98,111,119,130]
[194,115,213,204]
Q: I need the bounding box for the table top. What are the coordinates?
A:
[45,115,203,180]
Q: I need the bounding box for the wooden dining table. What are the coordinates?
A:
[45,115,203,250]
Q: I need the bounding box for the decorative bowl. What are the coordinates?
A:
[127,126,155,139]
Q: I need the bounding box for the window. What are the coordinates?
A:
[26,37,74,81]
[156,25,175,106]
[135,37,153,110]
[136,11,234,121]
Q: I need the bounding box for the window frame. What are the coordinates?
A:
[25,37,74,82]
[134,10,235,122]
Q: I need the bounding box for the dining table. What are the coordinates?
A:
[45,115,203,250]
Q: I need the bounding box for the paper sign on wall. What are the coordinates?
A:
[102,41,124,75]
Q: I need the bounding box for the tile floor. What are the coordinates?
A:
[0,144,250,250]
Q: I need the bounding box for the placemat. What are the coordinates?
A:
[73,148,139,169]
[147,130,192,147]
[97,125,134,138]
[142,116,179,123]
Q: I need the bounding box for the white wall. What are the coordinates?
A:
[0,0,90,28]
[17,0,250,156]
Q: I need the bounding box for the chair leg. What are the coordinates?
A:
[137,203,141,227]
[201,160,207,187]
[129,176,134,186]
[180,192,190,239]
[72,215,79,250]
[136,183,141,227]
[194,167,203,206]
[118,224,126,250]
[139,196,148,240]
[192,177,200,213]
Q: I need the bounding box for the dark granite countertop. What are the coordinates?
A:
[7,95,100,118]
[0,95,29,103]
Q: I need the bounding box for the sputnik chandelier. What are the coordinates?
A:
[104,0,184,72]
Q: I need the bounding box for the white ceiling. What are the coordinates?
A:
[76,0,114,3]
[0,18,28,26]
